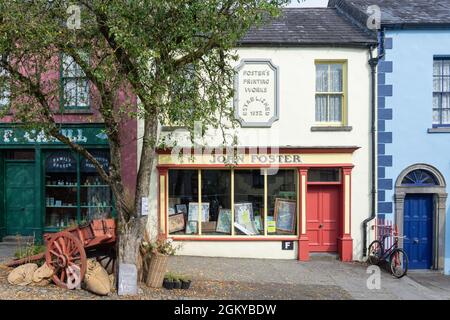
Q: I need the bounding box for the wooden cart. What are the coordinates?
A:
[5,219,116,289]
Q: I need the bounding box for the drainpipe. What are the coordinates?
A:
[362,44,380,257]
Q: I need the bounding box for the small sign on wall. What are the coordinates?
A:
[141,197,149,216]
[234,59,279,127]
[282,241,294,251]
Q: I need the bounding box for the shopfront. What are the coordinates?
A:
[0,124,113,240]
[156,148,356,261]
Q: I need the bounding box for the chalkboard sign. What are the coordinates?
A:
[81,150,110,173]
[118,263,138,296]
[45,151,76,172]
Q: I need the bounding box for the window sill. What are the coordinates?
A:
[311,126,353,132]
[428,127,450,133]
[61,108,94,115]
[169,235,299,241]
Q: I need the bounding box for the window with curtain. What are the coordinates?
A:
[315,63,345,124]
[433,58,450,126]
[61,53,90,110]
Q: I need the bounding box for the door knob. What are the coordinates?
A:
[413,239,419,244]
[319,224,323,229]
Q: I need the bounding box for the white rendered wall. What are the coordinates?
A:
[141,46,373,260]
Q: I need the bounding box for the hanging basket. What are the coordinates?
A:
[145,253,169,288]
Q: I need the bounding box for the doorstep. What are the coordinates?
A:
[309,253,339,261]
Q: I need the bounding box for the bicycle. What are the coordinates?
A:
[367,233,409,278]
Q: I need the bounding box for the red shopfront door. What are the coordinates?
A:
[306,185,340,252]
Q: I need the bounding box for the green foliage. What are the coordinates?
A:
[0,0,287,139]
[0,0,287,258]
[14,244,46,259]
[141,235,180,256]
[164,271,190,282]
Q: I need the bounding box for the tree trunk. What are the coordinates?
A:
[135,114,158,217]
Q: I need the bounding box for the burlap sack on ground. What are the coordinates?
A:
[32,263,53,283]
[109,274,116,292]
[83,259,111,296]
[32,278,51,287]
[8,263,38,286]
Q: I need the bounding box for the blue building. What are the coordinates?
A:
[331,0,450,272]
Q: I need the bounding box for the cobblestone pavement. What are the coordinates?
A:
[0,251,448,300]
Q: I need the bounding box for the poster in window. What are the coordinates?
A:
[274,198,296,233]
[234,202,258,235]
[216,209,231,233]
[176,204,188,215]
[188,202,210,222]
[254,215,263,232]
[169,213,185,233]
[185,221,197,234]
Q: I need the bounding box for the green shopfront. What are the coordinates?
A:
[0,124,113,240]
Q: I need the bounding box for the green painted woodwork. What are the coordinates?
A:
[0,132,115,238]
[0,155,5,239]
[0,125,108,146]
[5,162,37,236]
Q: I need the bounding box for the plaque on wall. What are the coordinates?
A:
[234,59,279,127]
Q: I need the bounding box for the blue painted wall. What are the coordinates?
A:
[379,29,450,273]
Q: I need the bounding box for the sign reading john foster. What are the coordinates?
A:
[234,59,279,127]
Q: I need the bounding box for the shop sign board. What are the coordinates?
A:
[0,126,109,145]
[159,152,353,166]
[118,263,138,296]
[234,59,279,127]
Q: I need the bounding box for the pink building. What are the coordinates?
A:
[0,54,137,239]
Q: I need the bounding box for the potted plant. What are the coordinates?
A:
[163,273,175,290]
[141,236,179,288]
[180,275,192,290]
[173,275,182,289]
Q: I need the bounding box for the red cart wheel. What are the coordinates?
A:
[45,232,87,289]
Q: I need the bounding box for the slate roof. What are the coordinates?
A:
[239,8,377,47]
[329,0,450,27]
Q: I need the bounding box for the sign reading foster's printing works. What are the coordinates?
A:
[234,59,279,127]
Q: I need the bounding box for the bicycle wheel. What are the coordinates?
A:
[389,248,408,278]
[367,240,383,265]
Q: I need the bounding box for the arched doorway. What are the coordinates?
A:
[395,164,447,270]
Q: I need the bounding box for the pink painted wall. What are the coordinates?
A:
[0,55,138,194]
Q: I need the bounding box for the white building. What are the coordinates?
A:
[140,8,377,261]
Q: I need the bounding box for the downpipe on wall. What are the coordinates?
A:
[362,43,382,257]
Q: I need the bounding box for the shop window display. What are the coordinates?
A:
[267,170,297,235]
[167,169,298,237]
[168,170,199,235]
[201,170,231,235]
[234,170,264,235]
[44,149,112,230]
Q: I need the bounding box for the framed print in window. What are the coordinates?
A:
[176,204,188,215]
[216,209,232,234]
[188,202,210,222]
[274,198,296,233]
[169,213,185,233]
[234,202,258,235]
[185,221,198,234]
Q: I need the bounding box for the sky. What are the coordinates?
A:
[286,0,329,7]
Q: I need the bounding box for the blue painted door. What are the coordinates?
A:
[404,194,433,269]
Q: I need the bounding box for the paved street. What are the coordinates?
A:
[167,256,450,300]
[1,240,450,300]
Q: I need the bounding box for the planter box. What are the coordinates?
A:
[145,253,169,288]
